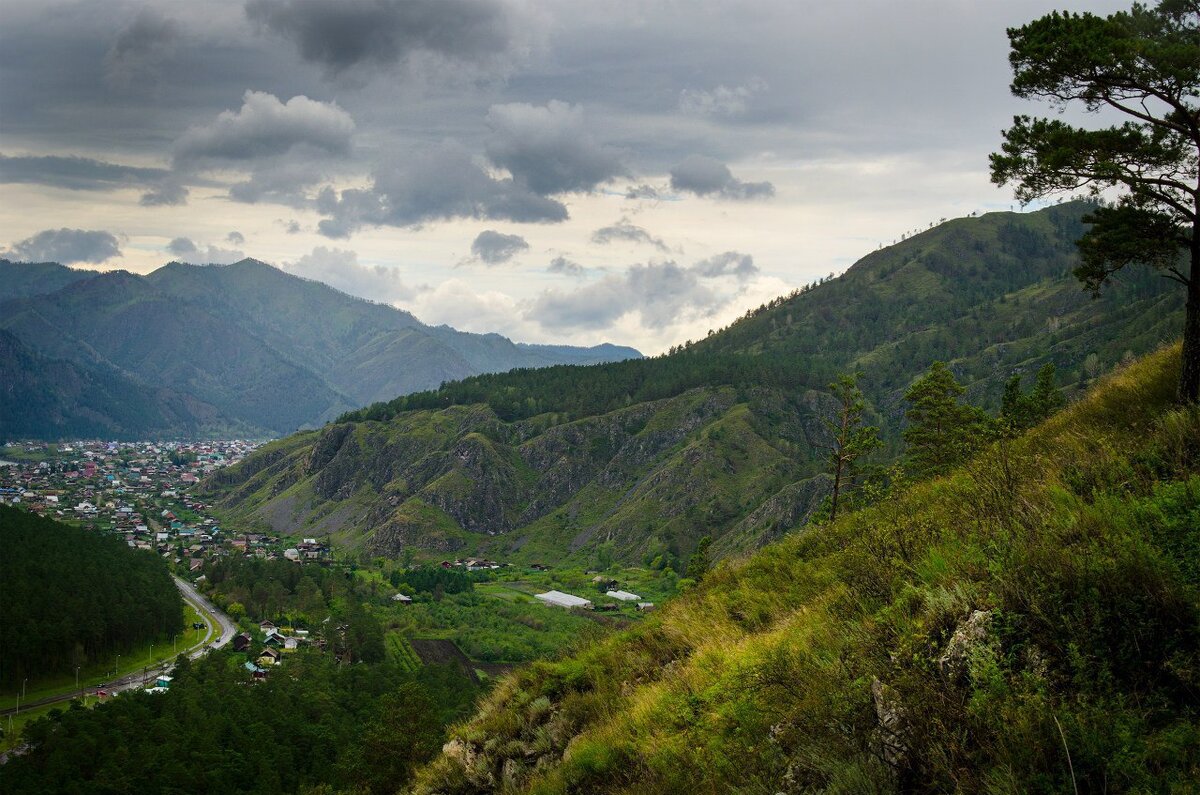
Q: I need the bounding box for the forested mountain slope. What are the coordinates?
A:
[205,202,1185,565]
[412,344,1200,794]
[0,259,639,438]
[0,329,237,440]
[0,259,95,302]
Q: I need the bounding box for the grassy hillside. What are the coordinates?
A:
[207,203,1186,564]
[412,344,1200,794]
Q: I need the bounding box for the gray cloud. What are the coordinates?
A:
[591,219,670,252]
[3,228,121,264]
[529,251,757,331]
[471,230,529,264]
[316,141,567,237]
[691,251,758,278]
[166,237,246,264]
[245,0,517,76]
[0,154,169,191]
[104,9,181,91]
[280,246,417,302]
[174,90,354,163]
[547,256,585,277]
[227,230,245,244]
[624,183,661,200]
[485,101,626,195]
[669,154,774,200]
[139,179,190,207]
[678,79,767,118]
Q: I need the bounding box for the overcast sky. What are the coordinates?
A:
[0,0,1125,354]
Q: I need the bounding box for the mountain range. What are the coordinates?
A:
[0,259,640,439]
[203,201,1186,566]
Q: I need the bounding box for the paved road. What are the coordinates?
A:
[175,576,236,653]
[0,577,236,717]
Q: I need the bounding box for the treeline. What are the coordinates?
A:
[341,351,837,425]
[0,506,182,686]
[0,650,479,794]
[201,557,386,662]
[337,202,1175,430]
[391,565,476,596]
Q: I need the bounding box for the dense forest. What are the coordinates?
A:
[0,650,479,794]
[0,506,183,686]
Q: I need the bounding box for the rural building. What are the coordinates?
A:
[535,590,593,609]
[606,590,641,602]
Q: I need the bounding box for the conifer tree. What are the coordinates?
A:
[990,0,1200,401]
[903,362,989,477]
[820,373,882,521]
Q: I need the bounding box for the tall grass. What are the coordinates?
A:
[412,344,1200,794]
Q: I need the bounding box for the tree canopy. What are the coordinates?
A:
[0,506,182,686]
[990,0,1200,401]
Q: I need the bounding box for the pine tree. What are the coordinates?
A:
[903,362,989,477]
[820,373,882,521]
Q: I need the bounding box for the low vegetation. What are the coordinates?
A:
[413,344,1200,793]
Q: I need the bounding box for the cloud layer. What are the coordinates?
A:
[280,246,416,303]
[245,0,519,77]
[530,251,758,331]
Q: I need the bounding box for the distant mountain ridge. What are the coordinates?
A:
[0,258,640,439]
[203,202,1185,567]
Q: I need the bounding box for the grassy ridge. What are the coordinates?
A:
[412,345,1200,793]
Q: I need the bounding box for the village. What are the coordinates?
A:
[0,439,334,570]
[0,438,671,696]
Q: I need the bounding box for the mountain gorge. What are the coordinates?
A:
[0,259,640,439]
[204,202,1186,567]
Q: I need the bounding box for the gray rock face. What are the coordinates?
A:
[938,609,993,683]
[871,676,907,769]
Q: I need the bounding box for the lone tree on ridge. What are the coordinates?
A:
[990,0,1200,401]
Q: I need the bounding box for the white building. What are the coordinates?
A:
[535,590,593,610]
[606,590,642,602]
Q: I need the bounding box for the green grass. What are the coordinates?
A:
[385,633,423,673]
[412,345,1200,794]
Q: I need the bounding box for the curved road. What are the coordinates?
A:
[0,577,236,717]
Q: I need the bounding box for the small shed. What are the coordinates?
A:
[391,593,413,603]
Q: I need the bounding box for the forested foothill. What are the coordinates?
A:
[0,650,478,794]
[0,506,182,687]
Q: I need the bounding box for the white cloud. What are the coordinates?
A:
[280,246,417,303]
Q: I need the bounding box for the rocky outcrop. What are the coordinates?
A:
[938,609,993,683]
